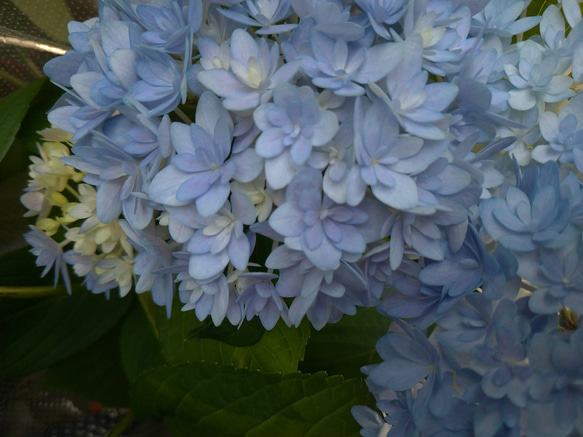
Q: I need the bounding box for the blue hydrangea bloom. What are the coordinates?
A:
[149,92,262,217]
[351,405,391,437]
[520,241,583,314]
[526,328,583,436]
[365,320,455,418]
[61,134,153,230]
[380,223,518,328]
[479,161,577,253]
[178,268,240,326]
[265,245,369,328]
[436,296,522,353]
[504,40,574,112]
[346,97,446,211]
[119,219,176,317]
[471,0,541,38]
[197,29,302,111]
[48,92,115,142]
[186,191,257,281]
[253,83,339,189]
[269,168,368,271]
[236,272,288,329]
[127,47,187,117]
[299,31,403,96]
[220,0,297,34]
[531,93,583,172]
[370,36,458,140]
[135,0,202,55]
[24,225,72,294]
[355,0,409,40]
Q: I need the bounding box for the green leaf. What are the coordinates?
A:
[0,78,46,164]
[43,322,131,407]
[16,80,66,152]
[130,362,374,437]
[0,292,133,379]
[0,247,62,288]
[9,0,74,44]
[299,307,391,378]
[187,316,265,346]
[120,306,165,383]
[156,303,310,373]
[0,248,78,298]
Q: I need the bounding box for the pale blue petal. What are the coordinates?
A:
[97,180,123,223]
[149,165,192,206]
[269,202,306,236]
[189,251,229,280]
[196,183,230,217]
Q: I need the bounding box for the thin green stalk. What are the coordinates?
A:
[173,106,193,124]
[0,69,28,87]
[138,292,159,339]
[18,47,44,78]
[104,411,135,437]
[0,285,66,298]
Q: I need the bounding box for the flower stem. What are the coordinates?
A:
[104,411,134,437]
[138,292,159,339]
[173,106,193,124]
[0,285,66,298]
[0,69,28,87]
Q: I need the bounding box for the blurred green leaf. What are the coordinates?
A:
[299,307,391,378]
[9,0,73,44]
[16,79,66,152]
[120,305,165,383]
[187,316,265,346]
[0,247,56,287]
[131,362,373,437]
[0,78,46,164]
[0,292,133,379]
[43,322,131,407]
[156,301,310,373]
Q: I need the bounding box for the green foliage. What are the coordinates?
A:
[0,291,133,379]
[0,78,46,164]
[120,305,165,383]
[131,362,374,437]
[300,307,391,378]
[187,315,265,346]
[16,79,66,152]
[43,323,131,407]
[9,0,73,44]
[0,247,57,288]
[156,302,310,373]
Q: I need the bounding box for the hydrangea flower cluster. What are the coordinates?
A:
[23,0,583,434]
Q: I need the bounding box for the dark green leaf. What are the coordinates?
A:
[0,291,133,379]
[120,305,165,383]
[0,78,46,164]
[0,247,63,288]
[16,80,66,152]
[156,302,310,373]
[131,362,374,437]
[43,322,131,407]
[187,316,265,346]
[299,307,391,378]
[165,417,198,437]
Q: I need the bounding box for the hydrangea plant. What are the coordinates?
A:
[2,0,583,435]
